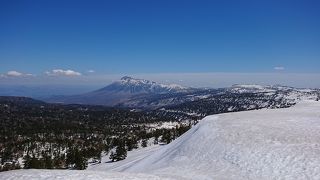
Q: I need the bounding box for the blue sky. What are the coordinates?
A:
[0,0,320,88]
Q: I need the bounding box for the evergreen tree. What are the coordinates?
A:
[74,149,87,170]
[110,143,127,162]
[115,144,127,161]
[44,155,53,169]
[109,150,116,162]
[154,136,159,145]
[126,137,138,151]
[23,154,31,169]
[66,148,75,168]
[161,130,172,144]
[141,139,148,147]
[30,156,42,169]
[53,155,65,169]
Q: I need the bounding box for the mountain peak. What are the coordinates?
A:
[120,76,134,81]
[96,76,191,96]
[118,76,154,86]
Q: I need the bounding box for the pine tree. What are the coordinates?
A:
[141,139,148,147]
[53,155,65,169]
[115,144,127,161]
[126,137,138,151]
[161,130,172,144]
[44,155,53,169]
[74,149,87,170]
[23,154,31,169]
[109,143,127,162]
[66,148,75,168]
[109,151,116,162]
[30,156,41,169]
[154,136,159,145]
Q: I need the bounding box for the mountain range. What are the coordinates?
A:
[45,76,320,112]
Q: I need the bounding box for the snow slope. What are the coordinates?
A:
[2,101,320,179]
[87,145,161,171]
[121,100,320,179]
[0,169,173,180]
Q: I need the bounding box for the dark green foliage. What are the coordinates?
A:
[109,140,127,162]
[66,148,87,170]
[126,137,138,151]
[0,97,193,171]
[109,151,116,162]
[29,156,42,169]
[44,155,53,169]
[154,136,159,145]
[114,144,127,161]
[23,155,31,169]
[53,155,66,169]
[161,129,173,144]
[141,139,148,147]
[74,150,87,170]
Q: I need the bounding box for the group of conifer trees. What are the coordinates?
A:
[0,98,195,171]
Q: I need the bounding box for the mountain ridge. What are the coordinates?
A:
[44,76,320,109]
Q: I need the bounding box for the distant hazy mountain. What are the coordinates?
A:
[44,76,320,110]
[45,76,192,106]
[117,84,319,109]
[0,85,96,99]
[0,96,46,106]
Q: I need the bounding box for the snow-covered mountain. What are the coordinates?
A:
[117,84,319,111]
[3,101,320,179]
[45,76,192,106]
[45,77,319,110]
[157,84,319,117]
[97,76,189,94]
[230,84,318,95]
[229,84,319,102]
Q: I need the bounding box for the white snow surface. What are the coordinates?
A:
[119,100,320,179]
[0,169,172,180]
[2,100,320,179]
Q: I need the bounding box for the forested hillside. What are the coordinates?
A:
[0,97,192,171]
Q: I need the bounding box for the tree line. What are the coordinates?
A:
[0,98,193,171]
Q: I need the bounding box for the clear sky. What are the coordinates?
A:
[0,0,320,89]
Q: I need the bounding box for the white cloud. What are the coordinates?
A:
[2,71,34,77]
[46,69,82,76]
[274,66,285,71]
[7,71,23,77]
[87,70,95,73]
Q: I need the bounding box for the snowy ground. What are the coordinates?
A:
[2,100,320,179]
[0,169,173,180]
[87,145,161,171]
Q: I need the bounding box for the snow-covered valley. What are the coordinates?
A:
[2,100,320,179]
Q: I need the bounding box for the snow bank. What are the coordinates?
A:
[122,101,320,180]
[0,169,173,180]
